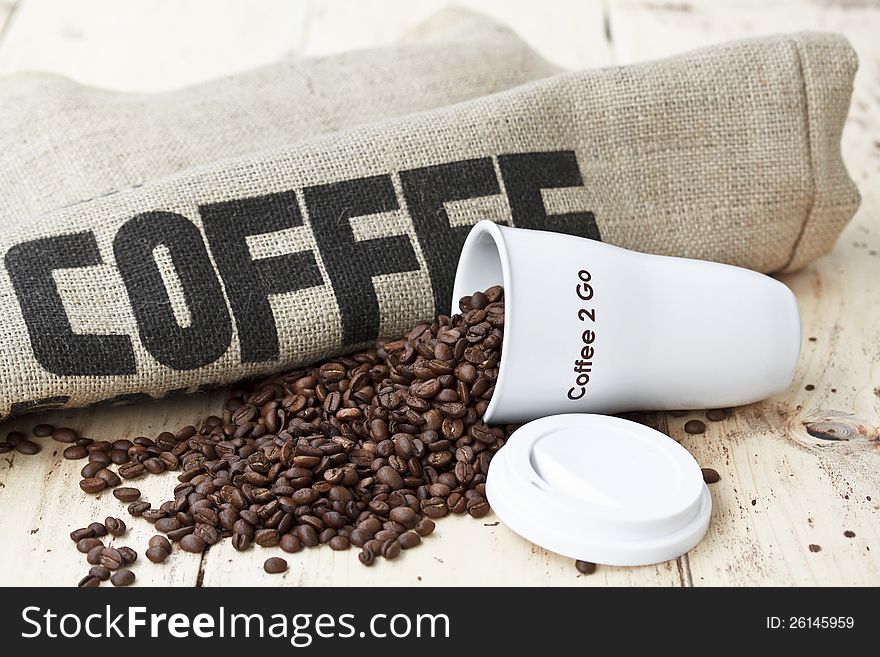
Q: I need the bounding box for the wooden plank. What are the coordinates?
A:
[0,0,309,90]
[607,0,880,585]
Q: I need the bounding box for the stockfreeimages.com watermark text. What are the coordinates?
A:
[21,606,450,646]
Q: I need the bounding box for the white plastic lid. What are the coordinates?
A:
[486,414,711,566]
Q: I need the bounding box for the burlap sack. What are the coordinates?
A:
[0,30,859,417]
[0,10,558,225]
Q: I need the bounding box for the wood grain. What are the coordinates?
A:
[0,0,877,586]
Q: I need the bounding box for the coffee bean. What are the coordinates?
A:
[88,521,108,537]
[110,570,136,587]
[232,533,252,551]
[89,566,111,581]
[15,440,40,455]
[70,527,95,542]
[358,547,376,566]
[52,427,78,443]
[414,518,435,537]
[118,546,138,565]
[0,442,12,453]
[179,534,206,553]
[167,526,195,542]
[96,468,122,487]
[398,531,421,549]
[705,409,727,422]
[104,516,125,536]
[118,462,146,479]
[254,529,280,547]
[114,487,141,502]
[279,534,303,553]
[381,539,401,560]
[264,557,288,574]
[575,560,597,574]
[99,547,123,570]
[80,477,106,494]
[76,537,103,553]
[80,462,104,478]
[466,497,490,518]
[78,575,101,588]
[155,518,182,533]
[85,545,104,565]
[149,535,172,551]
[684,420,706,435]
[389,506,418,529]
[63,445,88,460]
[110,449,131,465]
[701,468,721,484]
[328,535,350,551]
[127,501,151,517]
[32,424,54,437]
[146,546,170,563]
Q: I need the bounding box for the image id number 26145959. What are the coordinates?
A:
[766,616,854,630]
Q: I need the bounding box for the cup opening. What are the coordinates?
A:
[451,221,511,424]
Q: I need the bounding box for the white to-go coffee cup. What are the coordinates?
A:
[452,221,801,424]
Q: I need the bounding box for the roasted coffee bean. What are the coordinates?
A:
[684,420,706,435]
[105,517,126,536]
[113,487,141,502]
[88,522,108,537]
[389,506,418,529]
[110,570,136,587]
[127,501,151,517]
[376,466,404,490]
[70,527,95,542]
[15,439,40,455]
[155,518,182,533]
[329,535,350,551]
[398,531,421,549]
[89,566,111,581]
[146,545,169,563]
[359,543,380,566]
[705,409,727,422]
[52,427,78,443]
[63,445,88,460]
[381,538,401,560]
[32,424,54,437]
[80,477,107,494]
[76,537,103,553]
[701,468,721,484]
[117,546,137,565]
[279,534,303,553]
[78,575,101,588]
[99,547,124,570]
[575,560,597,574]
[110,449,131,464]
[264,557,288,574]
[179,534,207,553]
[415,518,435,537]
[118,462,147,479]
[149,535,172,551]
[86,545,105,565]
[254,529,280,547]
[0,442,12,453]
[96,468,122,487]
[467,496,490,518]
[80,462,104,478]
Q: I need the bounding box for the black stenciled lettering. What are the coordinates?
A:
[400,158,500,315]
[4,232,136,375]
[304,175,419,346]
[200,191,323,362]
[114,211,232,370]
[498,151,601,240]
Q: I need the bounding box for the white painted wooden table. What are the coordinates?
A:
[0,0,878,586]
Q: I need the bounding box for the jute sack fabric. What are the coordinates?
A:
[0,10,559,225]
[0,31,859,417]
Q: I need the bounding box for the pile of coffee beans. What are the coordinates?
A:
[20,287,514,583]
